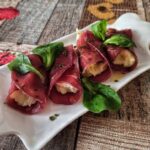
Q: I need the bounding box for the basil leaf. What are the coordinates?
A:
[8,54,44,80]
[82,78,121,113]
[97,84,121,111]
[83,89,108,113]
[82,78,96,94]
[32,42,64,69]
[104,34,136,47]
[91,20,107,41]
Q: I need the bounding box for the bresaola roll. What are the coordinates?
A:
[49,45,83,104]
[105,28,137,73]
[77,30,102,49]
[106,28,132,39]
[106,45,137,73]
[77,30,112,82]
[7,54,48,114]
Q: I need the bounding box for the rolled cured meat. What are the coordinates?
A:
[105,28,137,73]
[77,30,102,49]
[106,45,137,73]
[77,30,112,82]
[6,54,48,114]
[49,45,82,104]
[106,28,132,39]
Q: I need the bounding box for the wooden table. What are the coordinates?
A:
[0,0,150,149]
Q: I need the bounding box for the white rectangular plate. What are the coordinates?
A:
[0,13,150,150]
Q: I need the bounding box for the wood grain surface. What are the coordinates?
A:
[0,0,150,150]
[0,0,22,26]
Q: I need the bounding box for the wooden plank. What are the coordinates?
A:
[0,0,21,7]
[0,0,86,150]
[143,0,150,21]
[0,0,22,26]
[76,0,150,149]
[38,0,86,44]
[77,116,150,150]
[136,0,146,20]
[0,0,59,45]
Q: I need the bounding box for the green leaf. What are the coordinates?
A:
[82,78,121,113]
[83,90,108,113]
[97,84,121,111]
[32,42,64,69]
[82,78,96,94]
[104,34,136,47]
[8,54,44,80]
[91,20,107,41]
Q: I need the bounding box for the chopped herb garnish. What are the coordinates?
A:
[59,64,64,68]
[49,114,60,121]
[55,114,59,117]
[55,64,65,69]
[49,116,57,121]
[62,50,68,56]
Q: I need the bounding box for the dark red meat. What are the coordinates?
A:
[49,45,83,105]
[77,30,102,49]
[106,45,138,73]
[106,28,132,39]
[77,31,112,82]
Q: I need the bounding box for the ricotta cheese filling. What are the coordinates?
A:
[10,90,36,107]
[83,62,107,77]
[113,49,136,67]
[56,82,78,94]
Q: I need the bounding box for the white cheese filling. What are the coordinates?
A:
[56,82,78,95]
[113,49,136,67]
[10,90,36,107]
[83,62,107,77]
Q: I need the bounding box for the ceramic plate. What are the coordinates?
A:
[0,13,150,150]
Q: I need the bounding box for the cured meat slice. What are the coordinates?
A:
[6,54,48,114]
[77,31,112,82]
[49,45,82,104]
[106,45,137,73]
[0,7,19,20]
[106,28,132,39]
[77,30,102,49]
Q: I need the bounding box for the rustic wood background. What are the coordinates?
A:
[0,0,150,149]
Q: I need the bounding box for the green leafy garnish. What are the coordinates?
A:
[91,20,107,41]
[82,78,121,113]
[104,34,136,47]
[32,42,64,69]
[8,54,44,80]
